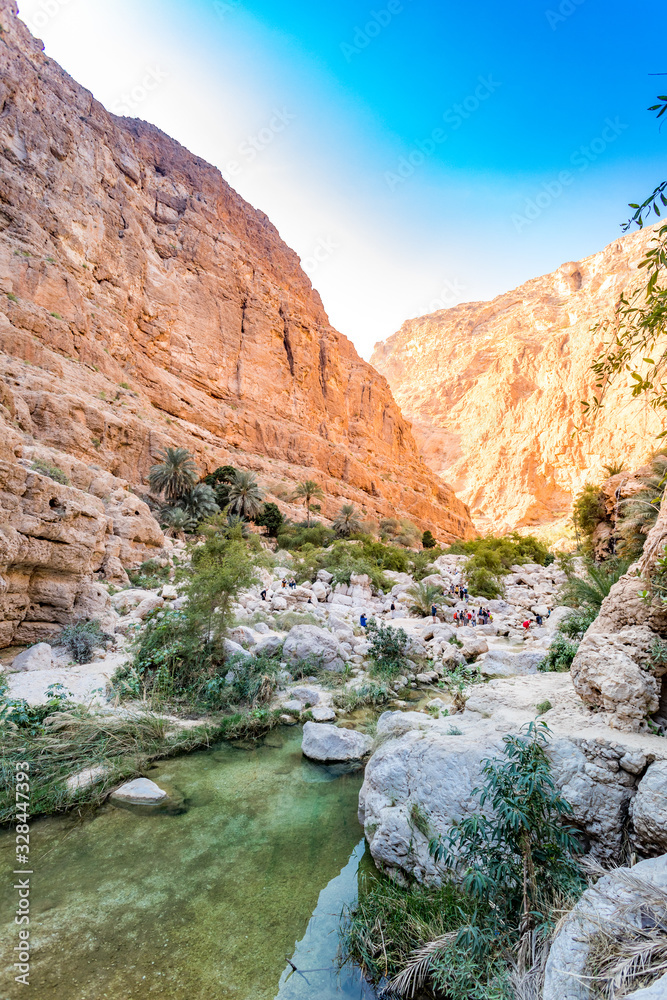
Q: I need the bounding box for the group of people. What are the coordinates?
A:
[260,577,298,601]
[452,607,494,627]
[450,583,469,603]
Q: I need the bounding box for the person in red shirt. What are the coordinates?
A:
[523,619,531,632]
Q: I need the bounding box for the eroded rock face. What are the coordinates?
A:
[571,626,663,730]
[0,4,472,544]
[371,228,664,529]
[630,761,667,855]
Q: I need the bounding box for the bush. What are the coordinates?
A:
[366,619,410,678]
[31,459,69,485]
[539,634,578,672]
[448,532,553,599]
[55,620,110,664]
[572,482,606,538]
[333,682,391,711]
[407,581,445,617]
[422,529,437,548]
[465,566,504,600]
[560,557,630,610]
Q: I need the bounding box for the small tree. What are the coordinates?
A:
[226,471,264,519]
[422,529,437,549]
[292,479,324,527]
[367,618,410,678]
[255,501,284,537]
[203,465,239,508]
[430,721,582,970]
[148,447,198,502]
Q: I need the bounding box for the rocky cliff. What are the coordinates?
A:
[372,227,665,530]
[0,2,472,551]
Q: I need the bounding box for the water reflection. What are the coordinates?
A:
[277,840,376,999]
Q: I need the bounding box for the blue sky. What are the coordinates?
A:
[17,0,666,356]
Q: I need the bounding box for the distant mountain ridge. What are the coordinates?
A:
[372,227,664,530]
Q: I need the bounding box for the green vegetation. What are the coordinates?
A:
[366,618,410,679]
[332,681,392,711]
[31,459,69,485]
[539,605,598,673]
[115,526,259,707]
[344,723,583,999]
[446,533,553,599]
[617,452,667,559]
[254,501,284,537]
[6,291,17,302]
[226,470,264,519]
[438,661,482,711]
[407,580,445,617]
[572,482,606,540]
[149,447,198,501]
[379,516,422,547]
[332,503,363,537]
[127,558,171,589]
[560,556,630,610]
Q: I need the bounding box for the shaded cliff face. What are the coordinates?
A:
[0,3,472,542]
[372,227,664,530]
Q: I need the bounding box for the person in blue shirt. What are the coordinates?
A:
[360,614,368,628]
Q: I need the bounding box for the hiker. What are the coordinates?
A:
[281,578,287,589]
[260,588,267,601]
[360,613,368,628]
[431,604,438,623]
[522,619,531,632]
[453,610,458,625]
[535,613,543,626]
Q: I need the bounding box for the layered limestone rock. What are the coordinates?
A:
[371,228,664,529]
[0,4,472,543]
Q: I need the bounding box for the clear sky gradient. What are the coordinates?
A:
[17,0,666,357]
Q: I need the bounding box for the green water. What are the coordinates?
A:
[0,727,376,1000]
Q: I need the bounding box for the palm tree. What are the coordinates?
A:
[159,506,194,539]
[149,447,197,502]
[560,558,631,610]
[292,479,324,527]
[180,483,220,524]
[226,471,264,519]
[333,503,362,537]
[407,582,444,617]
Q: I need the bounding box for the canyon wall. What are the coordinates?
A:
[0,1,472,555]
[372,227,664,530]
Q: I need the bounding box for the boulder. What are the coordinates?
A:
[544,855,667,1000]
[478,647,545,678]
[223,638,251,659]
[254,634,283,657]
[301,721,372,762]
[271,595,288,611]
[110,588,155,614]
[110,777,167,804]
[133,594,165,620]
[310,706,337,722]
[460,637,488,661]
[11,642,53,672]
[282,624,346,673]
[288,685,321,706]
[630,760,667,855]
[571,626,663,731]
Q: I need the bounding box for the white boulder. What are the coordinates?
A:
[11,642,53,672]
[630,760,667,855]
[110,777,167,804]
[282,624,346,673]
[301,721,372,762]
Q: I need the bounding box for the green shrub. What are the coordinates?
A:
[572,482,606,538]
[539,634,578,672]
[422,529,437,548]
[127,558,171,589]
[255,502,284,537]
[55,620,110,664]
[0,682,74,733]
[333,682,391,711]
[366,619,410,678]
[466,566,504,599]
[31,459,69,485]
[560,557,630,610]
